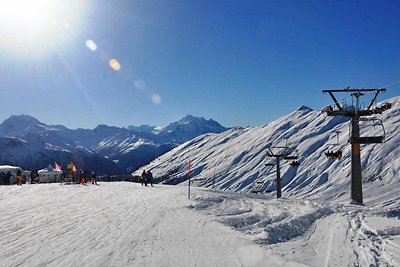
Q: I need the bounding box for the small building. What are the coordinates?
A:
[38,165,63,183]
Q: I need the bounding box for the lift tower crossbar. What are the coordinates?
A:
[322,87,391,204]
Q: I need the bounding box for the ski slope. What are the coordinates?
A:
[133,96,400,204]
[1,182,399,266]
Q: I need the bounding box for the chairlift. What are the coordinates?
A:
[349,117,386,144]
[289,161,300,167]
[283,149,299,160]
[325,131,343,160]
[325,150,343,160]
[375,102,392,113]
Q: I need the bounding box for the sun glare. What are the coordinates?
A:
[0,0,84,57]
[4,0,51,23]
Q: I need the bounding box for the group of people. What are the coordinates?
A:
[0,170,24,185]
[140,169,153,186]
[79,170,98,185]
[0,171,14,185]
[1,167,156,187]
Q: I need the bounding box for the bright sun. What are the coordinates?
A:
[4,0,53,24]
[0,0,83,57]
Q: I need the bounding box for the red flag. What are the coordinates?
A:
[55,162,62,171]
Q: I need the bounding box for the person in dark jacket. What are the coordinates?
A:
[5,171,13,185]
[91,172,98,185]
[141,170,147,186]
[30,170,36,184]
[0,172,4,185]
[147,170,154,187]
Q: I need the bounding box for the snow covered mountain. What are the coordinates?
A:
[134,96,400,203]
[0,115,228,173]
[156,115,228,143]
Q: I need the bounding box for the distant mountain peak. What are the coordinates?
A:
[2,114,41,125]
[157,115,227,142]
[296,105,313,112]
[183,114,195,120]
[179,114,199,123]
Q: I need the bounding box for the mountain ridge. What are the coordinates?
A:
[0,115,228,173]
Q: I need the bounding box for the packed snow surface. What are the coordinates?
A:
[1,182,400,266]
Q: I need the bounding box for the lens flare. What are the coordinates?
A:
[85,39,97,51]
[151,93,162,104]
[134,79,146,91]
[109,58,121,71]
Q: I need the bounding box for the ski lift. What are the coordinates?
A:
[283,149,299,160]
[375,102,392,113]
[349,117,386,144]
[325,150,343,160]
[325,130,343,160]
[289,160,300,167]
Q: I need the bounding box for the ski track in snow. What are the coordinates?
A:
[1,183,400,266]
[191,189,400,267]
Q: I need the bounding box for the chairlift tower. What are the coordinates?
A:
[266,143,299,198]
[322,87,392,204]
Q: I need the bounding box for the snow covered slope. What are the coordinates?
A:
[1,183,399,266]
[134,96,400,203]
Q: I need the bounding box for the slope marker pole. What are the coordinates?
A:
[188,159,191,199]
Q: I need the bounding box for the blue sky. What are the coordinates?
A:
[0,0,399,129]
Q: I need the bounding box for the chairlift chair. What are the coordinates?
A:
[325,130,343,160]
[283,148,299,160]
[283,155,298,160]
[349,117,386,144]
[325,150,343,160]
[289,161,300,167]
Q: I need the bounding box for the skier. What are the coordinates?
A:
[91,171,98,185]
[80,170,85,184]
[141,170,147,186]
[147,170,154,187]
[16,169,23,185]
[30,170,36,184]
[0,172,4,185]
[5,171,13,185]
